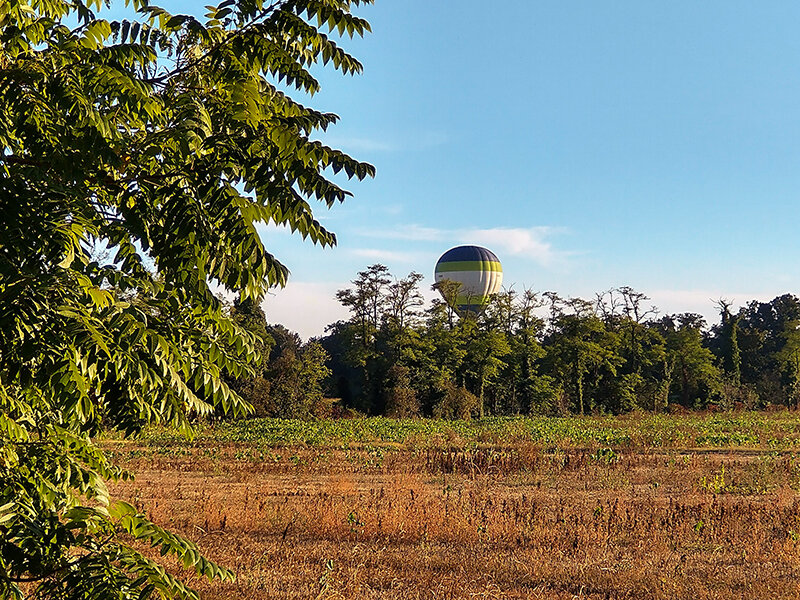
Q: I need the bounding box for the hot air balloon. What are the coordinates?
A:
[434,245,503,316]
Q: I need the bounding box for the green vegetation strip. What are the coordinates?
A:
[131,412,800,450]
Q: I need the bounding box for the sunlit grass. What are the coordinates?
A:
[106,413,800,599]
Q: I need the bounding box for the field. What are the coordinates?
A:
[105,413,800,599]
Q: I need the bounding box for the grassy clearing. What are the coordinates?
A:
[105,412,800,599]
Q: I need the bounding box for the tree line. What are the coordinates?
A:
[230,264,800,419]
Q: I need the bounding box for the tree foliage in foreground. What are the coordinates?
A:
[0,0,373,597]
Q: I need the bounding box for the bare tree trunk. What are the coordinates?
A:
[479,376,486,418]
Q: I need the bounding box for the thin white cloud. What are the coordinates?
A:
[414,131,449,149]
[349,248,424,263]
[359,224,445,242]
[319,131,448,154]
[461,227,563,268]
[383,204,404,216]
[357,224,570,268]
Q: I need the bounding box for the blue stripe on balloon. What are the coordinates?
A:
[437,245,500,264]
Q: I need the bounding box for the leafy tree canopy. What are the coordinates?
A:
[0,0,373,597]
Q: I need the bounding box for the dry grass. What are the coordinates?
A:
[107,440,800,599]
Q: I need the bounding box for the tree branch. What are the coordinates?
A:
[144,1,284,86]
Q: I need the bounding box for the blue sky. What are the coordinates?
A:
[111,2,800,337]
[260,1,800,336]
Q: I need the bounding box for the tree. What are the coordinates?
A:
[414,299,469,414]
[431,278,462,329]
[431,380,479,420]
[333,264,391,412]
[714,299,742,386]
[261,336,331,418]
[382,364,419,418]
[656,314,720,408]
[776,319,800,409]
[336,264,392,348]
[330,265,429,414]
[228,313,332,419]
[737,295,800,405]
[543,297,621,415]
[595,288,667,412]
[616,286,658,375]
[461,323,511,417]
[485,289,556,414]
[385,271,425,331]
[0,1,373,597]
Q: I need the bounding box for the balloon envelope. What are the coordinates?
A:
[434,245,503,316]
